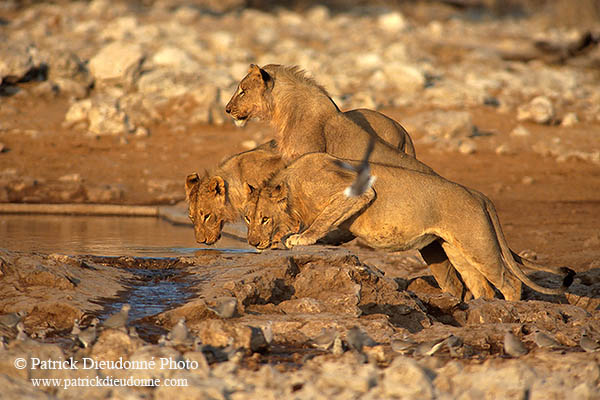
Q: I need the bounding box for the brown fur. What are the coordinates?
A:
[243,153,574,301]
[185,140,284,244]
[226,64,424,168]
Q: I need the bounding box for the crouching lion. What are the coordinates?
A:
[242,152,574,301]
[185,140,284,244]
[225,64,434,174]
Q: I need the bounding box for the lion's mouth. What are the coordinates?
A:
[233,116,248,127]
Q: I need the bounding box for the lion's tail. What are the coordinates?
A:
[481,195,574,295]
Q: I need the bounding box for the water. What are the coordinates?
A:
[0,214,253,257]
[0,214,256,343]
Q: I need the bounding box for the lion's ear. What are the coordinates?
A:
[248,64,273,90]
[185,173,200,199]
[245,183,256,197]
[270,184,288,202]
[209,176,226,202]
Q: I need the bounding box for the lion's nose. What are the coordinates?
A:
[225,105,231,114]
[248,237,259,247]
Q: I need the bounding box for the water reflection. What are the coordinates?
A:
[0,214,253,257]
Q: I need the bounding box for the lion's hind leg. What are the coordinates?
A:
[443,239,523,301]
[440,242,498,299]
[419,241,467,299]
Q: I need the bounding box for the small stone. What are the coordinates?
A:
[517,96,555,124]
[64,99,92,126]
[152,46,199,74]
[89,42,144,83]
[0,42,39,84]
[382,356,434,399]
[496,144,511,155]
[58,173,81,183]
[378,12,408,32]
[521,176,535,185]
[510,125,531,137]
[561,112,578,127]
[134,126,149,137]
[306,5,330,23]
[241,140,257,150]
[458,140,477,154]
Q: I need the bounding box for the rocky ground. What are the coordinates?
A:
[1,0,600,399]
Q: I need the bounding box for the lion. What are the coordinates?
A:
[185,140,284,245]
[225,64,435,174]
[242,152,574,301]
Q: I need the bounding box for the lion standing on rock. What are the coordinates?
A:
[243,153,575,301]
[225,64,434,174]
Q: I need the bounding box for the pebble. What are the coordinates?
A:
[458,140,477,155]
[510,125,531,137]
[88,42,144,83]
[517,96,555,124]
[561,112,579,127]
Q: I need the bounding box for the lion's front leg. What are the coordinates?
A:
[284,190,374,249]
[284,233,316,249]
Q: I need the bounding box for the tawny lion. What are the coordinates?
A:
[225,64,435,175]
[185,140,284,244]
[243,152,574,301]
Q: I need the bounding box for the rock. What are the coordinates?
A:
[90,329,143,364]
[405,110,474,141]
[89,42,144,85]
[458,140,477,154]
[64,99,92,126]
[318,360,379,393]
[87,96,133,136]
[58,173,81,183]
[0,374,50,399]
[306,5,330,23]
[195,319,268,352]
[447,361,536,399]
[381,62,426,93]
[510,125,531,137]
[378,11,408,32]
[517,96,555,124]
[291,262,362,315]
[86,184,124,202]
[152,46,200,74]
[561,112,579,127]
[122,345,183,381]
[465,299,519,325]
[382,356,435,399]
[495,144,512,155]
[154,374,230,400]
[137,69,190,99]
[521,176,535,185]
[0,43,42,85]
[99,16,139,41]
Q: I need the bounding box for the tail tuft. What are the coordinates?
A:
[560,267,576,288]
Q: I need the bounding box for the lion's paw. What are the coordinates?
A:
[284,234,313,248]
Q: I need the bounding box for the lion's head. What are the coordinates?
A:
[243,183,300,250]
[225,64,274,127]
[185,172,233,245]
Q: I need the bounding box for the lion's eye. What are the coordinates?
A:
[239,90,245,98]
[261,217,269,225]
[244,215,250,224]
[204,214,211,222]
